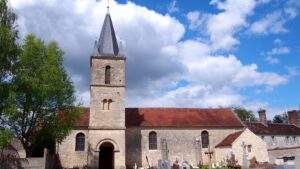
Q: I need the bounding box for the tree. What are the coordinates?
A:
[0,0,19,151]
[0,128,11,150]
[1,35,80,156]
[233,107,256,122]
[0,0,19,81]
[273,114,288,124]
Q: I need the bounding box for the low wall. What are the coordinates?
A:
[0,149,54,169]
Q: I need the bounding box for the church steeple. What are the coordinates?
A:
[96,12,119,56]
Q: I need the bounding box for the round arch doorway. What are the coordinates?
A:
[99,142,114,169]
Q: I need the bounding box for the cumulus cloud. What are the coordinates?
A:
[206,0,256,51]
[11,0,290,109]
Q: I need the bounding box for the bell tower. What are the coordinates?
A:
[89,12,125,129]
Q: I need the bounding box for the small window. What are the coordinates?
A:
[102,99,107,110]
[108,99,112,110]
[149,131,157,150]
[75,133,85,151]
[105,66,111,84]
[247,145,252,153]
[271,136,276,145]
[201,131,209,148]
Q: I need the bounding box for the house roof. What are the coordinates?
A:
[215,130,244,148]
[73,107,244,128]
[246,122,300,135]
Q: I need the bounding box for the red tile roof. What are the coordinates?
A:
[74,107,90,128]
[73,107,244,128]
[215,130,243,148]
[246,122,300,135]
[125,108,244,127]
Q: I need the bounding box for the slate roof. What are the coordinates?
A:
[96,13,119,56]
[215,130,244,148]
[246,122,300,135]
[72,107,244,128]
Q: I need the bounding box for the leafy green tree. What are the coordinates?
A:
[0,0,19,151]
[0,129,11,150]
[233,107,257,122]
[1,35,80,156]
[0,0,19,81]
[273,114,288,124]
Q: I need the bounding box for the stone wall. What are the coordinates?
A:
[126,127,243,168]
[231,129,269,165]
[57,129,89,168]
[88,129,126,169]
[268,147,300,165]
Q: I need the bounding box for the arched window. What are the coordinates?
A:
[108,99,112,110]
[201,131,209,148]
[102,99,107,110]
[105,66,111,84]
[75,133,85,151]
[149,131,157,150]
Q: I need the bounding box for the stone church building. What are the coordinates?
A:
[57,12,270,169]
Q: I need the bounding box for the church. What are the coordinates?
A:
[56,11,270,169]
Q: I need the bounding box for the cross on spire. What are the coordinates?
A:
[107,0,110,13]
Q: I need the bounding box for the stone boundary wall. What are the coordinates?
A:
[0,149,54,169]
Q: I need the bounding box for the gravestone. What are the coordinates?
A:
[158,159,171,169]
[295,155,300,167]
[181,161,192,169]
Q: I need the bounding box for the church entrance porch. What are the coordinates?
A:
[99,142,114,169]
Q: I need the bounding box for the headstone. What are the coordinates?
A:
[158,159,171,169]
[181,161,191,169]
[295,155,300,167]
[242,142,249,169]
[161,138,169,160]
[134,163,137,169]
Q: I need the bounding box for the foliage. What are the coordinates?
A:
[233,107,256,122]
[0,0,19,81]
[273,114,288,123]
[1,34,81,156]
[0,128,11,150]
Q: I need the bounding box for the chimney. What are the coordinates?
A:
[258,109,267,125]
[288,110,298,126]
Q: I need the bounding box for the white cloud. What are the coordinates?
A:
[167,0,179,14]
[249,11,287,34]
[249,0,300,35]
[11,0,290,109]
[266,56,280,65]
[267,46,290,55]
[206,0,256,51]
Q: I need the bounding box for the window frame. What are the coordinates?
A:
[201,130,209,148]
[149,131,157,150]
[75,133,85,151]
[105,65,111,84]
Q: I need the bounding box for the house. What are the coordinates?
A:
[246,110,300,165]
[215,128,269,166]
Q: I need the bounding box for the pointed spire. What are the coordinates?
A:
[96,11,119,56]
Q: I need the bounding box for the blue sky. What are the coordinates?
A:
[10,0,300,118]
